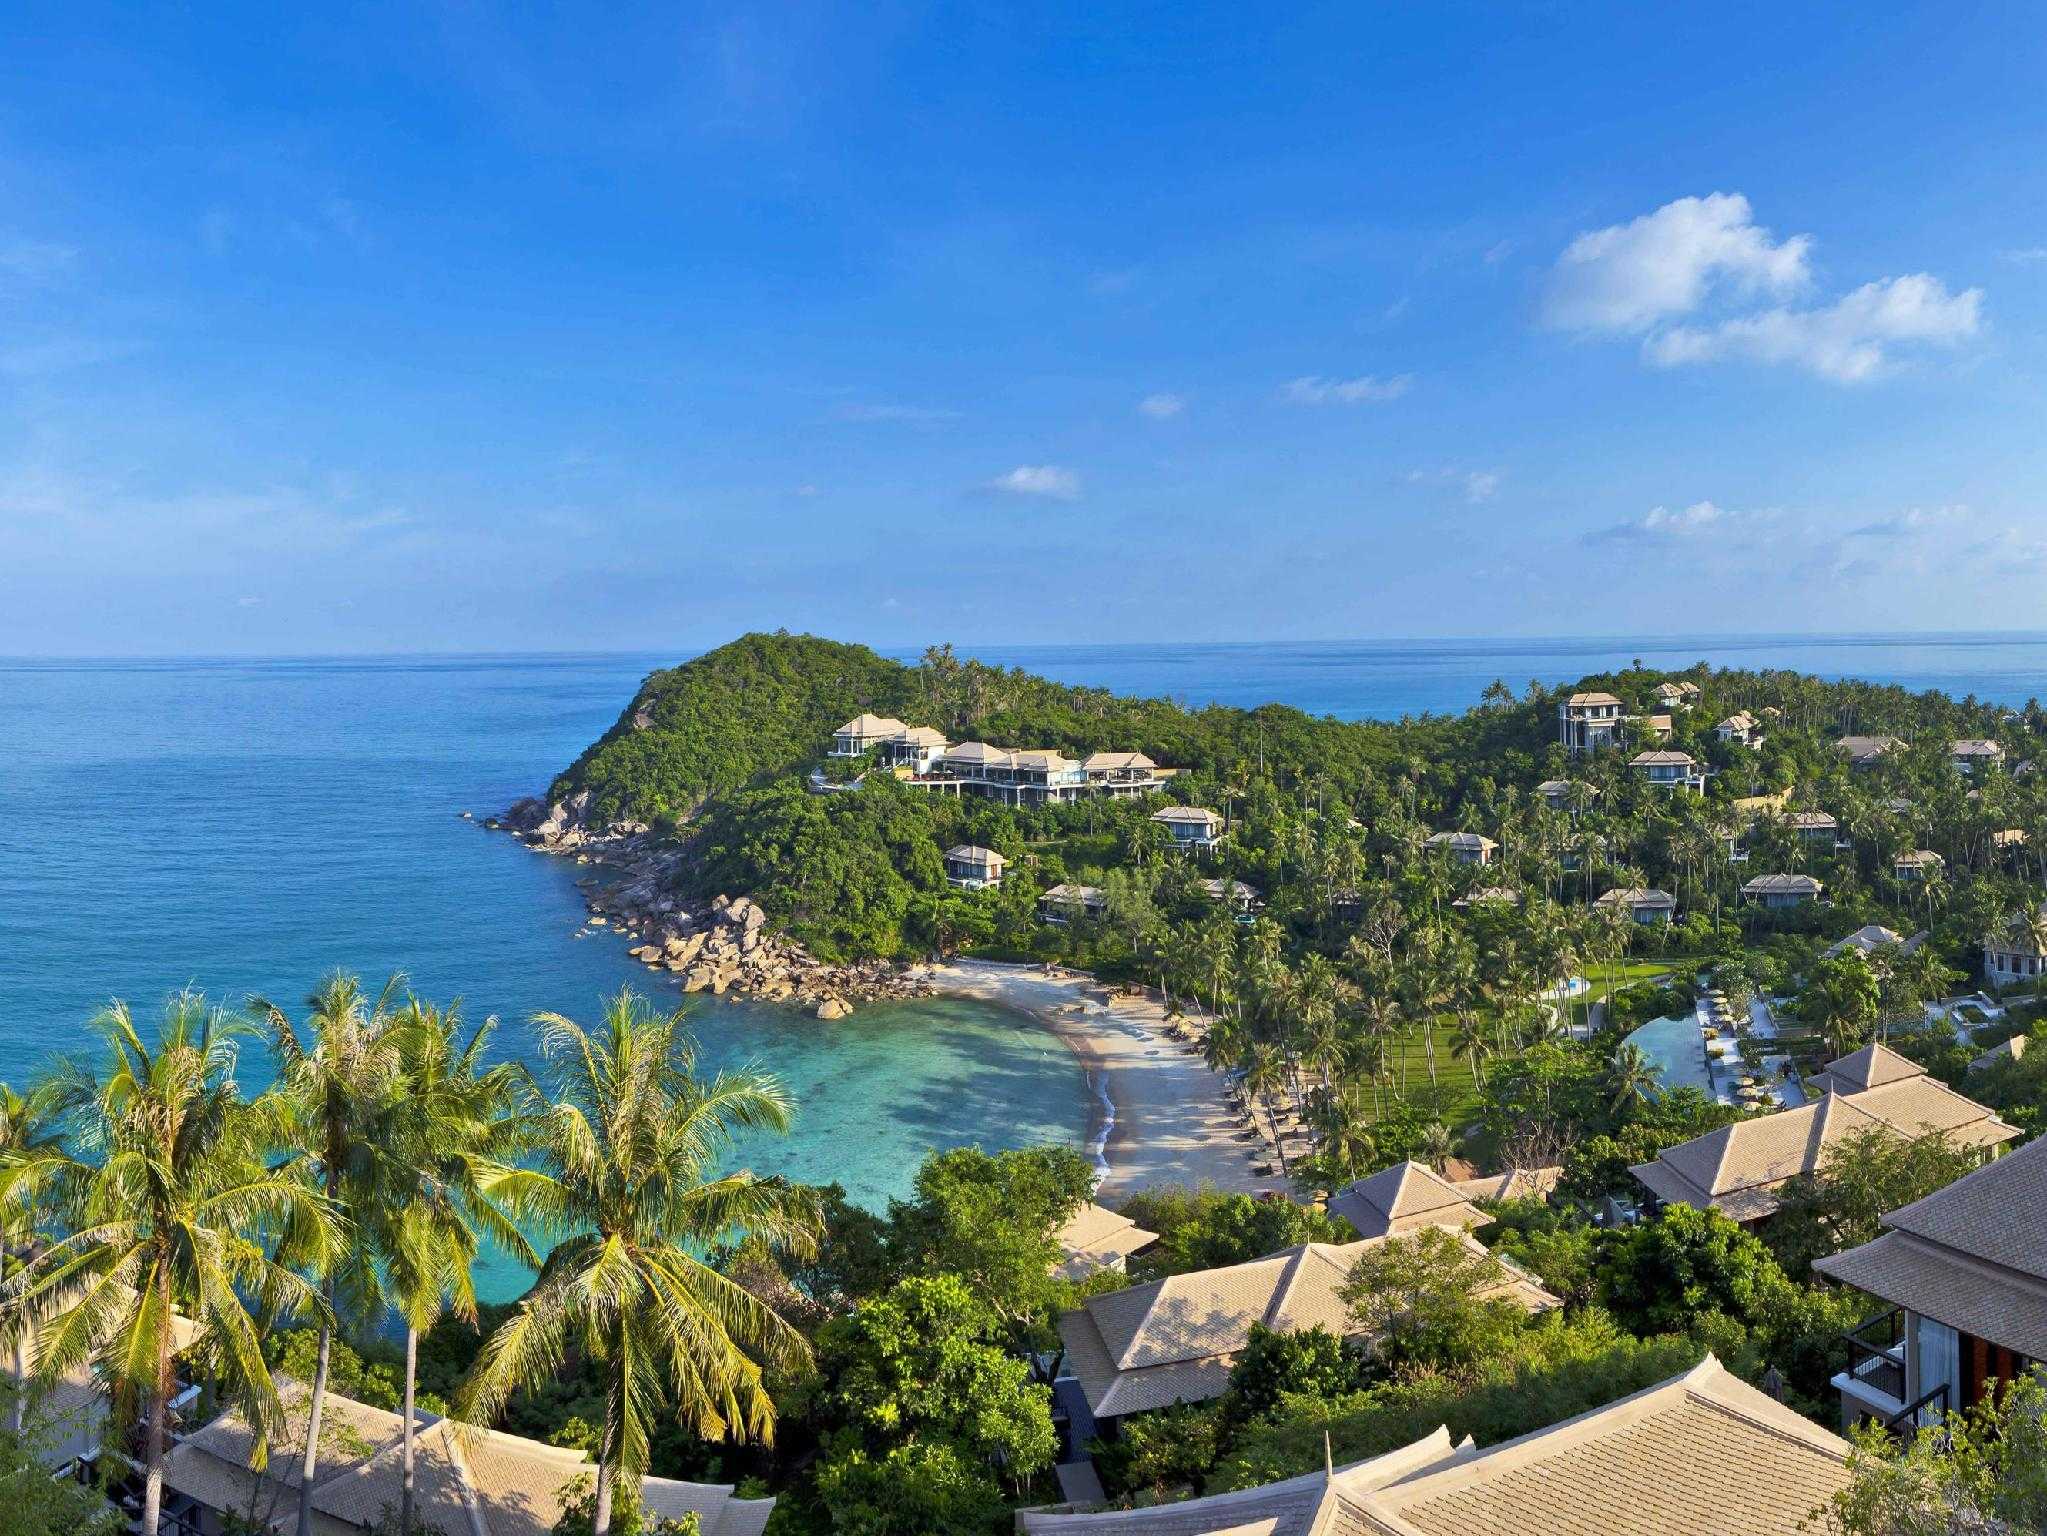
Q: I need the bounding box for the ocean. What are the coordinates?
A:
[8,631,2047,1297]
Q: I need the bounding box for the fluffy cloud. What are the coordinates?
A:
[1847,504,1971,538]
[1546,194,1981,381]
[987,465,1080,500]
[1645,274,1981,382]
[1542,193,1810,332]
[1463,471,1501,504]
[1582,499,1736,544]
[1138,392,1185,419]
[1283,373,1412,405]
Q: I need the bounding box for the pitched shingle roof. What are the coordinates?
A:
[1807,1041,1924,1096]
[1059,1236,1556,1418]
[1328,1163,1493,1239]
[1564,691,1622,707]
[836,714,907,737]
[1052,1202,1161,1281]
[1742,873,1822,897]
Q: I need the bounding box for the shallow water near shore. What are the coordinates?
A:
[9,635,2047,1298]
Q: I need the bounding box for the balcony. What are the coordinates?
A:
[1833,1308,1906,1420]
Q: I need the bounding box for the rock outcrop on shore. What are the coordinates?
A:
[488,794,930,1018]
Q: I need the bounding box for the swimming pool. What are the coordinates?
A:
[1624,1012,1715,1096]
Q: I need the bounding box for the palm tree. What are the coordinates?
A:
[1449,1015,1490,1088]
[1417,1120,1456,1173]
[1604,1041,1659,1116]
[457,990,818,1536]
[380,1000,537,1536]
[252,973,406,1536]
[10,993,335,1536]
[0,1080,79,1436]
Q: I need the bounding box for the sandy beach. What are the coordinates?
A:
[918,958,1274,1200]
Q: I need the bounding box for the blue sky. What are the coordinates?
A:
[4,2,2046,654]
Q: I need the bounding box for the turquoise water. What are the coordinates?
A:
[1624,1014,1713,1098]
[10,634,2047,1295]
[0,656,1084,1298]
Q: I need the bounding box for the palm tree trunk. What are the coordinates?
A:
[400,1325,418,1536]
[140,1377,168,1536]
[10,1332,25,1438]
[592,1444,615,1536]
[297,1293,335,1536]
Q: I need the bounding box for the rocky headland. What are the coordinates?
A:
[488,790,932,1018]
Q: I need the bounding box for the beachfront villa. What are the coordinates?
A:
[1424,829,1497,865]
[1817,1132,2047,1431]
[1982,903,2047,986]
[1326,1160,1561,1239]
[1629,1044,2017,1225]
[1152,805,1224,852]
[1594,886,1678,925]
[1837,734,1903,768]
[1022,1357,1852,1536]
[1058,1235,1555,1421]
[1558,691,1623,752]
[160,1376,773,1536]
[943,844,1006,890]
[1894,849,1944,879]
[1629,749,1706,792]
[1050,1202,1160,1283]
[1951,738,2005,775]
[1743,872,1823,909]
[1040,883,1107,923]
[1717,710,1763,747]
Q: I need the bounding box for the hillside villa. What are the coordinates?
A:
[1893,849,1944,879]
[159,1376,773,1536]
[1558,691,1623,752]
[1743,873,1823,909]
[1717,710,1763,747]
[1039,883,1107,922]
[1817,1132,2047,1432]
[1326,1160,1561,1239]
[1424,830,1497,865]
[1630,750,1707,792]
[943,844,1006,889]
[1152,805,1224,852]
[1629,1044,2017,1224]
[1951,738,2005,775]
[1021,1356,1852,1536]
[1982,903,2047,985]
[1594,886,1678,925]
[1825,924,1926,961]
[1836,734,1903,768]
[1535,778,1595,812]
[829,718,1174,804]
[1058,1232,1555,1421]
[1784,810,1846,848]
[1654,679,1701,710]
[1201,877,1261,913]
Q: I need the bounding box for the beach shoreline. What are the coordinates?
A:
[916,958,1274,1200]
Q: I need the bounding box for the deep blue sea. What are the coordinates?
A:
[8,632,2047,1296]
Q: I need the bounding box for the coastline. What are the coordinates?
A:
[917,959,1274,1200]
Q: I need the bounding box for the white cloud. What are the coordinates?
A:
[1847,504,1971,539]
[1284,373,1412,405]
[1482,239,1514,266]
[1645,273,1982,381]
[830,402,959,425]
[1583,499,1737,544]
[1999,246,2047,264]
[1463,472,1501,504]
[1543,193,1811,333]
[987,465,1080,500]
[1138,392,1185,419]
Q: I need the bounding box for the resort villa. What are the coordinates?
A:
[1837,734,1904,768]
[1630,750,1707,792]
[1152,805,1225,853]
[1039,883,1108,922]
[1558,691,1623,752]
[1951,738,2005,775]
[1817,1132,2047,1432]
[1595,886,1679,925]
[1200,877,1262,914]
[1654,680,1702,710]
[1784,810,1847,849]
[1825,925,1926,961]
[1452,886,1521,908]
[828,719,1174,805]
[1743,872,1824,909]
[1424,830,1497,865]
[159,1377,773,1536]
[1536,778,1595,813]
[1894,849,1945,880]
[1050,1202,1160,1283]
[943,844,1006,889]
[1326,1160,1561,1239]
[1021,1357,1853,1536]
[1629,1044,2017,1225]
[1982,903,2047,986]
[1058,1233,1556,1421]
[1717,710,1763,747]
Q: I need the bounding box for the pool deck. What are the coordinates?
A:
[1624,991,1805,1109]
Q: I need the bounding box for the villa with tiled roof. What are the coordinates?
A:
[1630,1044,2016,1224]
[1022,1356,1851,1535]
[1817,1131,2047,1430]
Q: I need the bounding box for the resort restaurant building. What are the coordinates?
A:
[1817,1132,2047,1432]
